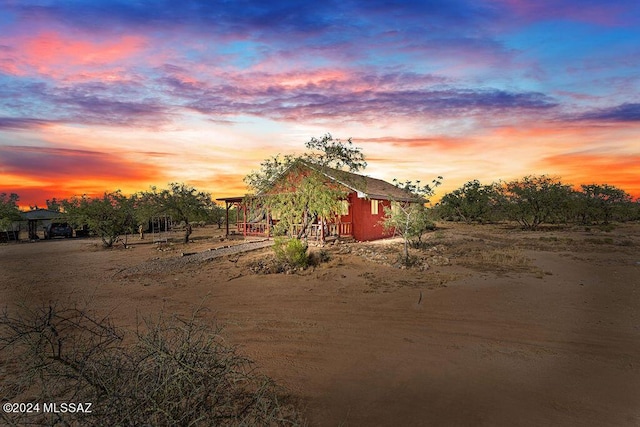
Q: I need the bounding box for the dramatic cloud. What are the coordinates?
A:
[0,145,164,182]
[1,31,146,77]
[0,79,172,128]
[0,1,638,206]
[167,69,557,123]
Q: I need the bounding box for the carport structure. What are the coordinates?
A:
[20,208,66,240]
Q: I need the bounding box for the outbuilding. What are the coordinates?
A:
[19,208,66,240]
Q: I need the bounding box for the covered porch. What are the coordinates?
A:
[216,196,352,241]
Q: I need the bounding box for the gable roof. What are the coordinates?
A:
[302,160,421,202]
[217,159,423,203]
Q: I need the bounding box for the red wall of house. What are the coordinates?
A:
[348,193,394,241]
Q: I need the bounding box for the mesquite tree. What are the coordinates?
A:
[382,178,442,265]
[62,191,135,248]
[0,193,21,238]
[499,175,573,230]
[138,183,214,243]
[244,134,365,240]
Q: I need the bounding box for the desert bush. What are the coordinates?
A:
[249,247,328,275]
[273,237,309,268]
[395,252,421,267]
[308,249,331,266]
[0,303,303,426]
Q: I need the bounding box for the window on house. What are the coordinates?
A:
[371,200,379,215]
[391,202,400,215]
[340,200,349,216]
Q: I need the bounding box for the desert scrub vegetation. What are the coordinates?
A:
[248,239,330,274]
[273,237,309,268]
[437,177,639,229]
[0,303,304,427]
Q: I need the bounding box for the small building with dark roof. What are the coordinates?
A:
[20,208,67,240]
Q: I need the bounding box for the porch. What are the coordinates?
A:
[216,196,353,241]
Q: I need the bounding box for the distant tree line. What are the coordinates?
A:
[1,184,234,248]
[0,193,22,241]
[435,175,639,230]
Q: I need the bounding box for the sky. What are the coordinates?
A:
[1,0,639,208]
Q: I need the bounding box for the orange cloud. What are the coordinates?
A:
[537,153,640,199]
[0,145,168,208]
[362,136,474,152]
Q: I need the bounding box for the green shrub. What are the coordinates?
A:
[273,237,309,268]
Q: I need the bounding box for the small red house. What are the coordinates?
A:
[217,161,420,242]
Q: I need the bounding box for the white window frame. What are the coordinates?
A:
[371,200,379,215]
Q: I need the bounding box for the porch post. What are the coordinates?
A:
[224,201,230,237]
[243,203,247,238]
[266,210,271,237]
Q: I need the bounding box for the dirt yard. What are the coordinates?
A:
[1,223,640,426]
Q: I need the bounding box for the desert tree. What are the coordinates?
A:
[208,204,227,228]
[244,133,366,193]
[382,177,442,265]
[498,175,573,230]
[578,184,633,224]
[0,192,21,230]
[138,183,214,243]
[0,192,21,242]
[45,197,62,212]
[244,134,365,240]
[61,191,136,248]
[303,133,367,172]
[437,180,500,223]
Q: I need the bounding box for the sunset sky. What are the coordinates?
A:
[1,0,639,208]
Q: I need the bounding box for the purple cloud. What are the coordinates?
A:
[0,145,163,181]
[0,117,53,130]
[173,77,557,122]
[575,103,640,122]
[0,79,172,128]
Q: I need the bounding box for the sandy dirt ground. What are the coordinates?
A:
[1,223,639,426]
